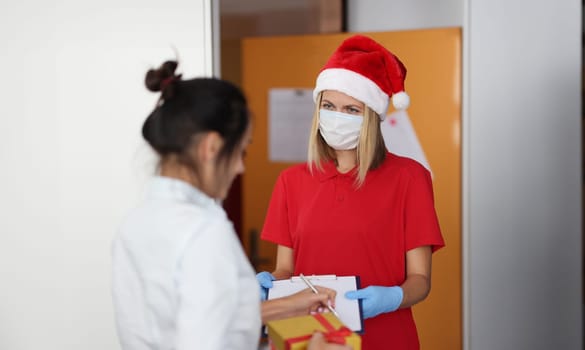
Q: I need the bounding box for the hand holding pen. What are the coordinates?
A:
[299,273,341,318]
[279,284,337,318]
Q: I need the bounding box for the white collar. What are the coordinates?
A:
[147,176,219,208]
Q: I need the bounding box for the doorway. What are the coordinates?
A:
[219,0,345,267]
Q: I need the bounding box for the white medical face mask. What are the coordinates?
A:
[318,109,363,150]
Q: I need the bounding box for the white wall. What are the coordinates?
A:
[347,0,463,31]
[0,1,214,349]
[348,0,582,349]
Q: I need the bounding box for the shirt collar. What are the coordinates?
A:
[146,176,219,208]
[315,159,358,182]
[314,152,390,182]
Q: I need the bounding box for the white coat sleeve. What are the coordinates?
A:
[174,219,239,350]
[112,237,152,350]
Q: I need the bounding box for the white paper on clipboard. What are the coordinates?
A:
[267,275,363,333]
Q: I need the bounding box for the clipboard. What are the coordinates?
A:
[266,275,364,333]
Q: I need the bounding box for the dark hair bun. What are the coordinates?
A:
[142,76,250,165]
[145,61,180,98]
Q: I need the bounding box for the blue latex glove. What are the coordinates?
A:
[256,271,275,301]
[345,285,403,319]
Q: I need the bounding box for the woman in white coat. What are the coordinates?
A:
[111,60,348,350]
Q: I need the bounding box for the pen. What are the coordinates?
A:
[299,273,341,318]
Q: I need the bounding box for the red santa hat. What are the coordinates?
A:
[313,35,409,119]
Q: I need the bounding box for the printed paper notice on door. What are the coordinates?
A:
[268,88,314,162]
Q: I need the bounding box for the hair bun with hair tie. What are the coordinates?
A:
[160,74,182,92]
[158,73,182,103]
[145,60,182,102]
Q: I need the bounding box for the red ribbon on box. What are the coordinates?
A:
[284,313,352,349]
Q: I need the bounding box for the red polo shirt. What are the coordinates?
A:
[261,152,445,350]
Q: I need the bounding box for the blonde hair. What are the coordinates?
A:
[308,92,387,187]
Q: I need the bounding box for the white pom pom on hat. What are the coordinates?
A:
[391,91,410,110]
[313,35,410,119]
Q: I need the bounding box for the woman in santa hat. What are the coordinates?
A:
[258,35,445,350]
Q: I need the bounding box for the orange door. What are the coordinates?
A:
[242,29,461,349]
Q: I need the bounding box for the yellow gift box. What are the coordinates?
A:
[266,313,361,350]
